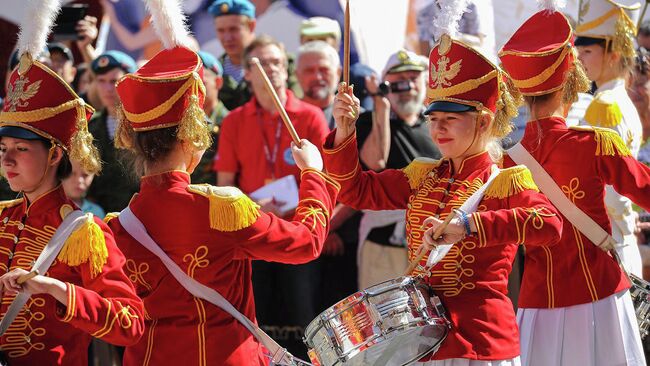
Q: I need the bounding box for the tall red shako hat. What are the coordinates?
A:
[115,0,210,151]
[498,0,590,103]
[425,0,520,139]
[0,0,100,174]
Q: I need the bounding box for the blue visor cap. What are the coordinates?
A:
[0,126,46,141]
[574,36,606,47]
[424,101,476,115]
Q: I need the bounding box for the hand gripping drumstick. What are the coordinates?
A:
[404,213,456,276]
[17,270,39,285]
[250,57,302,147]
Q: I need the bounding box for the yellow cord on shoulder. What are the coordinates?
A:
[484,166,539,199]
[58,214,108,278]
[402,158,440,190]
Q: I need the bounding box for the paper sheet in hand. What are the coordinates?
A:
[249,175,299,215]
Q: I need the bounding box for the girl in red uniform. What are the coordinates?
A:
[0,2,145,364]
[105,2,339,364]
[499,9,650,366]
[325,29,563,366]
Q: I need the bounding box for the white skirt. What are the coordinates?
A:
[414,357,520,366]
[517,290,645,366]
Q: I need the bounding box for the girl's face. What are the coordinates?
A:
[0,137,50,193]
[428,110,482,160]
[577,44,614,82]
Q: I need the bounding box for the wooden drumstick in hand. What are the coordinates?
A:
[17,270,39,285]
[250,57,302,147]
[343,0,350,86]
[404,213,456,276]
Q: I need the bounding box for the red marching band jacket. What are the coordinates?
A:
[0,187,145,365]
[322,131,563,360]
[107,169,339,366]
[504,117,650,308]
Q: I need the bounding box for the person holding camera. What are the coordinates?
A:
[354,49,441,289]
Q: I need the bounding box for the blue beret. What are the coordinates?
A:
[198,51,223,75]
[91,51,137,75]
[8,47,50,71]
[208,0,255,19]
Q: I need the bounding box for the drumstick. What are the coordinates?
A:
[343,0,350,86]
[250,57,302,147]
[17,270,38,285]
[404,213,455,276]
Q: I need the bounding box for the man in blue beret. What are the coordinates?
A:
[86,50,139,213]
[191,50,229,185]
[208,0,257,110]
[48,42,76,84]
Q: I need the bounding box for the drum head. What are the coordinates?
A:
[340,322,447,366]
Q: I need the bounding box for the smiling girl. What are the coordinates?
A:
[323,25,563,366]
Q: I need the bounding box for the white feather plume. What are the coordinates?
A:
[144,0,193,49]
[16,0,62,59]
[537,0,567,12]
[433,0,471,41]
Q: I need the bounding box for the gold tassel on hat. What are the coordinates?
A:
[492,73,521,139]
[176,75,212,151]
[562,48,591,105]
[69,104,102,175]
[114,103,135,150]
[613,8,637,59]
[484,165,539,200]
[58,213,109,278]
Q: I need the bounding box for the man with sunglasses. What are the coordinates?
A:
[355,49,441,289]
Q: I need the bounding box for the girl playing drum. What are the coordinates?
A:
[325,24,562,366]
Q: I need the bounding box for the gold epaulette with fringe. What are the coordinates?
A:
[569,125,632,157]
[484,165,539,200]
[187,184,261,232]
[402,158,442,189]
[583,90,623,128]
[58,213,108,278]
[103,212,119,224]
[0,198,23,216]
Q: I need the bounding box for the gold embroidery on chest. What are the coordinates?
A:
[405,176,484,297]
[561,178,585,203]
[0,297,46,357]
[425,241,478,297]
[126,259,152,291]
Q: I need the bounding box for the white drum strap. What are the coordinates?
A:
[425,165,501,268]
[0,210,87,335]
[508,143,621,260]
[118,208,310,366]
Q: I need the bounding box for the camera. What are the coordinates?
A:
[52,4,88,42]
[376,80,412,97]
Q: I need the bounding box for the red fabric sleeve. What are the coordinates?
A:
[322,129,412,210]
[597,153,650,212]
[213,113,240,173]
[472,189,563,248]
[232,169,340,264]
[57,218,145,346]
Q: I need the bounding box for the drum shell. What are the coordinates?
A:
[304,276,450,366]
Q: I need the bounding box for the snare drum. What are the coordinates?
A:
[629,274,650,340]
[303,276,450,366]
